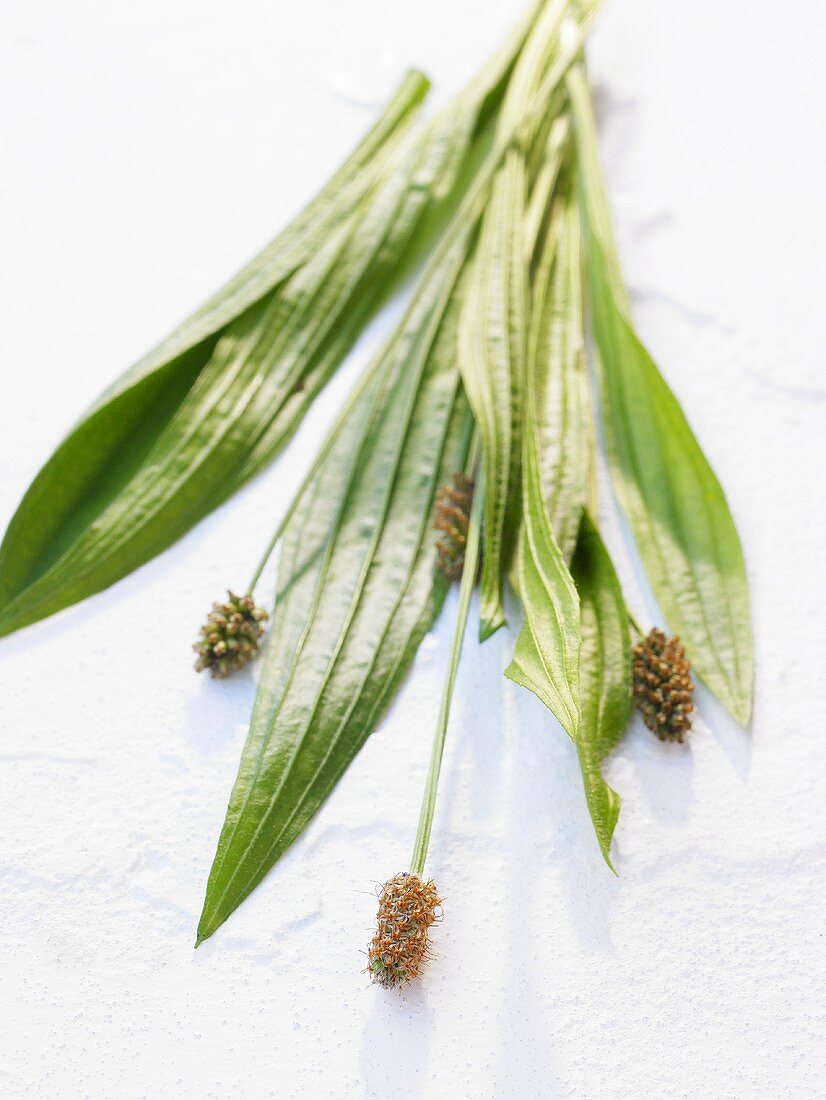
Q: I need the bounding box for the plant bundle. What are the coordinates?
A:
[2,0,753,979]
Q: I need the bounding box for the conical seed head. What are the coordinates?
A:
[632,628,694,742]
[368,872,442,988]
[193,591,268,678]
[434,472,474,582]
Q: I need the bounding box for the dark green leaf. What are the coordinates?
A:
[0,23,530,638]
[196,235,473,943]
[0,73,427,632]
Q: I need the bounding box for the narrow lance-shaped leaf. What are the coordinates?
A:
[504,113,632,863]
[567,62,754,726]
[197,10,597,941]
[510,153,629,863]
[0,72,427,633]
[528,176,590,563]
[0,73,426,602]
[504,208,581,739]
[571,512,632,870]
[197,229,475,944]
[458,0,571,639]
[458,2,599,641]
[458,149,527,640]
[0,9,539,639]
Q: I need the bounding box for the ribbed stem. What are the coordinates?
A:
[409,432,483,878]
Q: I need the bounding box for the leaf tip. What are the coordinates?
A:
[502,658,517,680]
[479,611,506,642]
[731,688,754,730]
[599,845,618,876]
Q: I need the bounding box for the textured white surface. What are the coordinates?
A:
[2,1,825,1097]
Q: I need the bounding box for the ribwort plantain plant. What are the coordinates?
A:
[1,0,753,967]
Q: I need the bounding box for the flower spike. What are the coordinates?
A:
[368,872,442,989]
[194,591,268,678]
[632,628,694,742]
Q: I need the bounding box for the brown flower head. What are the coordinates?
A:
[193,591,268,678]
[434,472,474,582]
[367,872,442,988]
[632,627,694,742]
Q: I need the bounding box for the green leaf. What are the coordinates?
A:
[458,153,528,639]
[505,521,580,740]
[503,332,581,738]
[0,73,427,631]
[567,64,754,726]
[457,0,570,639]
[196,224,475,945]
[528,178,589,563]
[0,18,534,639]
[197,13,600,941]
[504,156,584,739]
[571,512,632,870]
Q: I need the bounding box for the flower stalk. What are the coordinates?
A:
[410,434,484,878]
[367,432,483,988]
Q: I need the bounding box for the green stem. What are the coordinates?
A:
[409,432,484,878]
[626,607,644,638]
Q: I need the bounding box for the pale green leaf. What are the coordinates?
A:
[458,152,528,639]
[504,153,584,739]
[568,64,754,725]
[571,511,632,870]
[528,178,589,563]
[504,369,581,738]
[457,0,571,639]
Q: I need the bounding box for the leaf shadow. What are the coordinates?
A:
[182,668,258,757]
[623,718,696,828]
[590,84,638,178]
[361,613,567,1095]
[509,665,621,956]
[360,980,435,1099]
[497,671,575,1089]
[694,682,752,783]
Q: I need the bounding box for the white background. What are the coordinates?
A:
[2,1,825,1097]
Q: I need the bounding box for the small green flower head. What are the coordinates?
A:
[632,628,694,742]
[194,591,268,678]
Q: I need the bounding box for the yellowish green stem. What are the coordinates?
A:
[409,431,484,878]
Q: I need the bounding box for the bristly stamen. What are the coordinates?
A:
[367,872,442,989]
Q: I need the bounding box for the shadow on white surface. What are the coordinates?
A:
[361,981,435,1097]
[183,670,258,757]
